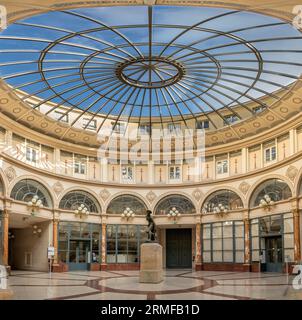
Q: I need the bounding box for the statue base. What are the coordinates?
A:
[139,242,163,283]
[0,288,13,299]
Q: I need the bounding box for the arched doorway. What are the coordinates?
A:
[155,195,196,268]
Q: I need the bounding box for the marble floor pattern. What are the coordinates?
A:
[3,269,302,300]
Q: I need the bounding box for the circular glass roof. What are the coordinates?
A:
[0,5,302,132]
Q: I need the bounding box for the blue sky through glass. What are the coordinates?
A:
[0,5,302,126]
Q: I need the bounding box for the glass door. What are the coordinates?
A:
[265,236,282,272]
[69,240,90,270]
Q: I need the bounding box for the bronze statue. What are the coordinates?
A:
[146,210,156,242]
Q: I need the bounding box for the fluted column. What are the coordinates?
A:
[195,223,202,270]
[293,208,301,263]
[2,209,9,266]
[101,223,107,270]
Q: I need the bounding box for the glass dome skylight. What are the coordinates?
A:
[0,5,302,132]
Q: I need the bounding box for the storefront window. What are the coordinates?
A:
[58,222,101,265]
[106,224,148,264]
[202,221,244,263]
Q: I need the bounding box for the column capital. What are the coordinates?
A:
[53,210,60,221]
[2,208,10,218]
[292,208,300,217]
[242,209,249,220]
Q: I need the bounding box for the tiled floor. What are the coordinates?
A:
[3,269,302,300]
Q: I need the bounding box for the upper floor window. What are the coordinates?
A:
[74,158,86,174]
[112,122,126,134]
[167,123,181,135]
[26,147,38,163]
[253,105,266,114]
[122,166,133,181]
[54,111,69,123]
[196,120,209,130]
[83,118,97,131]
[138,124,151,135]
[265,146,276,162]
[216,160,228,174]
[223,115,239,126]
[169,166,181,180]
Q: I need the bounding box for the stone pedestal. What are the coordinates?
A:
[0,288,13,299]
[139,242,163,283]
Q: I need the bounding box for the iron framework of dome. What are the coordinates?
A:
[1,5,302,134]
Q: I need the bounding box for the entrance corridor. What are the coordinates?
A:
[3,270,301,300]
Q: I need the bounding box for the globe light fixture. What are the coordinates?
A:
[259,194,275,211]
[121,207,135,221]
[74,203,89,218]
[32,225,42,237]
[167,207,181,223]
[27,195,43,216]
[204,203,228,215]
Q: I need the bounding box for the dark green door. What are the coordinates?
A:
[166,229,192,268]
[265,236,283,272]
[69,240,90,271]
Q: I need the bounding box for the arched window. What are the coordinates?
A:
[251,178,292,208]
[59,190,101,214]
[107,195,147,215]
[155,195,196,215]
[202,190,243,214]
[10,179,52,207]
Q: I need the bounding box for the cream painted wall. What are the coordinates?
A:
[11,221,51,272]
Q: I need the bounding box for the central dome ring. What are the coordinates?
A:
[116,57,185,89]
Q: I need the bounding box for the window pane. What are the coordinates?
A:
[236,251,244,263]
[235,222,244,237]
[223,238,233,250]
[203,225,211,239]
[252,237,259,250]
[107,225,116,263]
[252,250,259,261]
[212,224,222,238]
[203,239,211,250]
[213,251,222,262]
[284,218,293,233]
[251,221,259,236]
[235,238,244,250]
[213,238,222,250]
[223,251,233,262]
[284,233,294,249]
[128,225,138,263]
[223,223,233,238]
[203,251,211,262]
[117,225,128,263]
